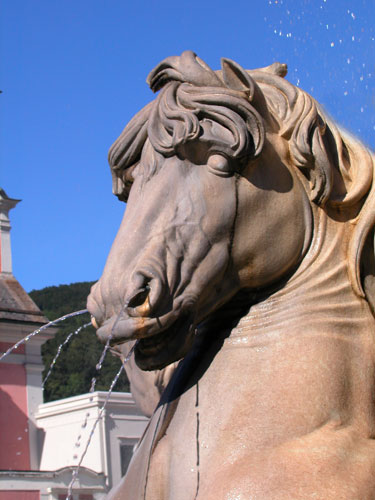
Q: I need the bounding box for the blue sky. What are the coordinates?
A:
[1,0,374,292]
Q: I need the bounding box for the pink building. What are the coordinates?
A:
[0,189,56,497]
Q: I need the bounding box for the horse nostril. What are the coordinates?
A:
[128,286,150,309]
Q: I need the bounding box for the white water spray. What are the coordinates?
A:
[66,340,138,500]
[42,321,92,389]
[0,309,89,362]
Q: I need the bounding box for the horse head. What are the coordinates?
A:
[87,51,375,371]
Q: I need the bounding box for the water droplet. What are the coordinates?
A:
[330,42,334,47]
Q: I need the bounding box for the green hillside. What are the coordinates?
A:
[30,281,130,402]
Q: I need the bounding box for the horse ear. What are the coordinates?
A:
[259,62,288,77]
[290,117,333,206]
[221,58,255,99]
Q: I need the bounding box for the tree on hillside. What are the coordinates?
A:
[30,282,130,402]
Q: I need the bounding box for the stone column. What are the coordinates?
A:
[0,188,21,275]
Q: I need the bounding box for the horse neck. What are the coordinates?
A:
[227,208,371,344]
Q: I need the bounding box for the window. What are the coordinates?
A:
[58,492,93,499]
[120,442,137,476]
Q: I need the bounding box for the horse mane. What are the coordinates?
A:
[248,70,375,310]
[108,51,375,312]
[108,83,264,192]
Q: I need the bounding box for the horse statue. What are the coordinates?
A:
[87,51,375,499]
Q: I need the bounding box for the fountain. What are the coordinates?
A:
[0,190,144,499]
[0,310,89,363]
[87,51,375,499]
[42,321,92,389]
[66,341,138,499]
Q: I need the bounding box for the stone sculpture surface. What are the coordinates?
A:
[88,51,375,499]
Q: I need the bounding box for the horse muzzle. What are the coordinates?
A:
[87,273,189,343]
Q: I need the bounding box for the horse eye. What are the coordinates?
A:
[207,154,232,177]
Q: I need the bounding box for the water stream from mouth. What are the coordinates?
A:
[88,300,129,394]
[66,340,138,500]
[66,300,134,499]
[0,309,89,363]
[42,321,92,389]
[0,300,137,499]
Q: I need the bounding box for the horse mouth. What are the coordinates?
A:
[95,305,195,370]
[135,312,195,370]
